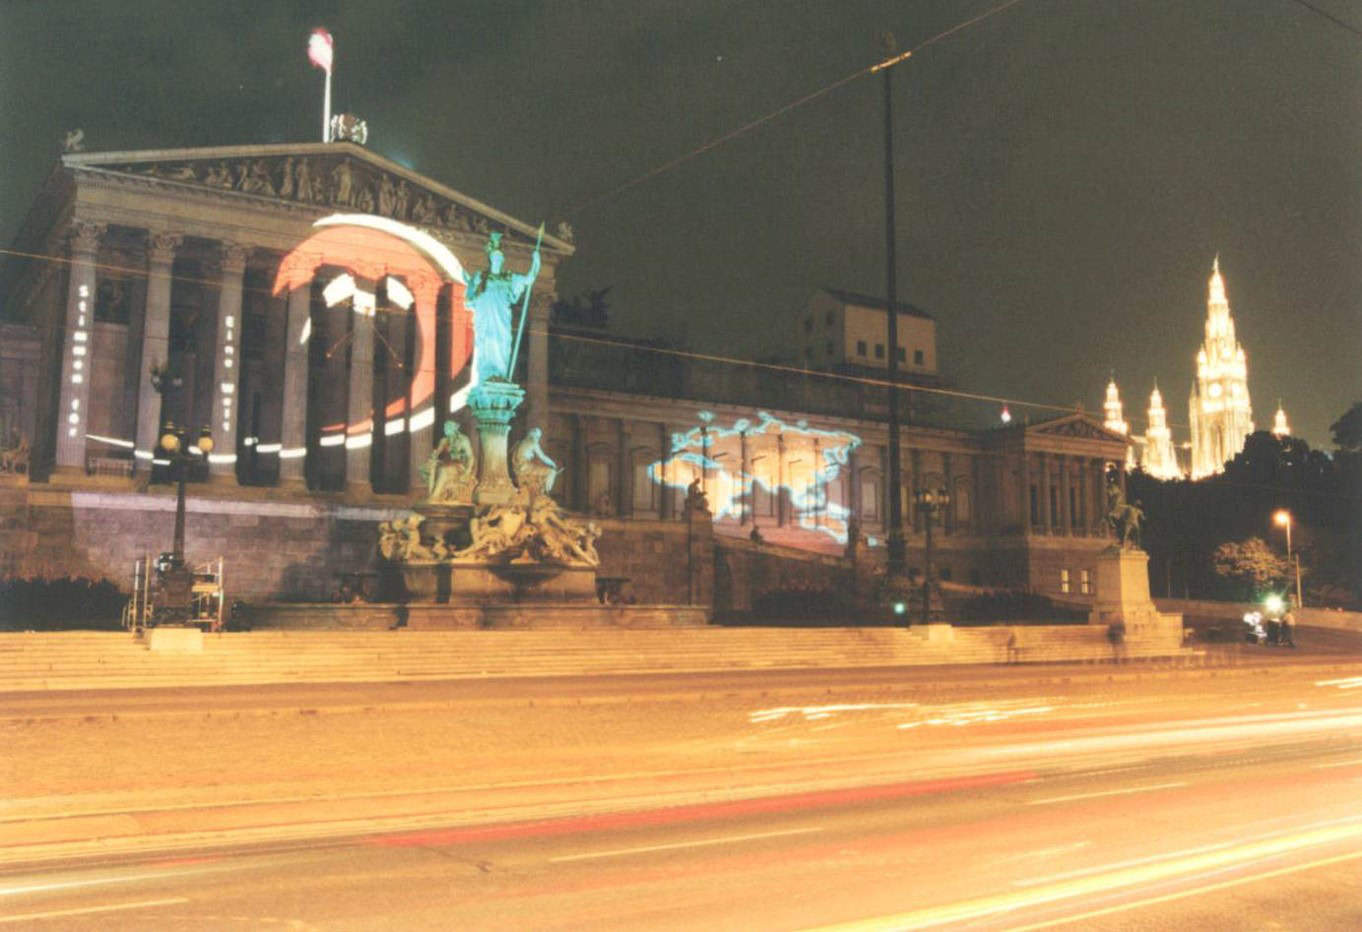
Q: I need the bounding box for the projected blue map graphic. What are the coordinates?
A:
[650,411,862,545]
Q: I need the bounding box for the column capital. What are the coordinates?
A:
[219,241,249,275]
[69,221,106,257]
[147,232,183,266]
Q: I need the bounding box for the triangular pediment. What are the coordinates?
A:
[62,142,570,253]
[1028,413,1130,444]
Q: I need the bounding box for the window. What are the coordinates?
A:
[859,478,879,520]
[1029,485,1039,525]
[804,318,813,334]
[874,343,885,359]
[94,279,132,324]
[825,310,835,326]
[896,347,906,363]
[632,456,657,512]
[856,340,867,357]
[1080,569,1091,595]
[1060,568,1071,594]
[913,349,924,365]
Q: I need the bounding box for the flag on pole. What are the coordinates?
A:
[308,28,333,73]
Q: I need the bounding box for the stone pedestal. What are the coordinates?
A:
[1088,547,1183,646]
[146,626,203,653]
[401,561,597,604]
[469,380,524,506]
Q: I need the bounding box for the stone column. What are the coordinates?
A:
[776,433,787,527]
[1037,452,1051,534]
[570,413,587,511]
[1058,453,1071,536]
[526,292,551,432]
[1020,450,1032,535]
[1095,457,1105,534]
[134,232,181,473]
[279,285,311,486]
[54,221,105,471]
[209,243,248,481]
[740,429,751,525]
[346,278,376,494]
[616,419,631,518]
[942,452,955,535]
[909,448,922,533]
[659,422,673,520]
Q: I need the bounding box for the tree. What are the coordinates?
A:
[1331,401,1362,453]
[1211,537,1291,599]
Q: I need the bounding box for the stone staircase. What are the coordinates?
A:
[0,625,1198,692]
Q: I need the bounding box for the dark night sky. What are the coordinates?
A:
[2,1,1359,447]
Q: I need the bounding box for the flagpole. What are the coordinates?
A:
[506,223,545,380]
[322,63,332,142]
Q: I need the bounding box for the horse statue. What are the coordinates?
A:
[1105,481,1144,549]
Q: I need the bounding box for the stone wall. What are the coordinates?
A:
[0,487,407,602]
[714,537,853,617]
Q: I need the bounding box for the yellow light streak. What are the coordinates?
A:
[805,819,1362,931]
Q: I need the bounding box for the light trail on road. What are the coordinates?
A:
[5,663,1362,928]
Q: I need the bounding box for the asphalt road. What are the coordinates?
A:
[3,653,1362,929]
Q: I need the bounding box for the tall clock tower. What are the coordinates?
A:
[1188,256,1253,479]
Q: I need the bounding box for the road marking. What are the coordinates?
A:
[1005,848,1362,930]
[0,897,187,924]
[994,841,1092,864]
[1313,757,1362,769]
[549,826,823,863]
[1,866,227,897]
[1026,782,1186,806]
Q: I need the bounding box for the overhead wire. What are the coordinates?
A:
[566,0,1029,215]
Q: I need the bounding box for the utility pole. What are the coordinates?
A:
[877,34,912,585]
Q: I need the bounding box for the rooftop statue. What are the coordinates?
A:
[463,231,541,384]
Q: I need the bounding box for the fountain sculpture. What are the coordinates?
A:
[377,229,602,605]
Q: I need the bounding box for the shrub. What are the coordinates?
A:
[0,577,126,631]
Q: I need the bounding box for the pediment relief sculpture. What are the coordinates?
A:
[1033,417,1120,441]
[105,155,506,237]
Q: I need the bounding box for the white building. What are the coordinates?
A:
[1142,383,1182,480]
[800,288,938,382]
[1188,257,1254,479]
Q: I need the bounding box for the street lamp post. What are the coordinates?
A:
[914,485,951,626]
[1273,509,1304,608]
[149,365,213,623]
[155,421,214,623]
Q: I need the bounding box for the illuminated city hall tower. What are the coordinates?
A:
[1188,256,1253,479]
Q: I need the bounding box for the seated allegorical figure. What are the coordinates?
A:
[512,427,559,498]
[421,420,476,503]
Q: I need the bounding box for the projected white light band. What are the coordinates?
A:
[385,276,414,310]
[86,433,135,449]
[323,273,356,306]
[219,312,237,436]
[650,410,862,544]
[66,284,91,436]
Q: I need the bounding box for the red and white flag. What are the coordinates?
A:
[308,28,333,73]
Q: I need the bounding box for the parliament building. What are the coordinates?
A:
[0,139,1130,609]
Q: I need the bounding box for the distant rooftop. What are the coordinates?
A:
[821,287,934,320]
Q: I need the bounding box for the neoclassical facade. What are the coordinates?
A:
[1,141,1129,602]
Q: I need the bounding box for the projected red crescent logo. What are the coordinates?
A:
[272,216,473,438]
